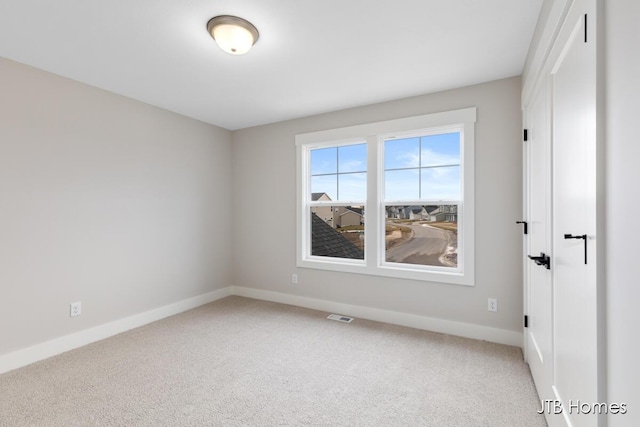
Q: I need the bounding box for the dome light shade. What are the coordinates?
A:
[207,15,259,55]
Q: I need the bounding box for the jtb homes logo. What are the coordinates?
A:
[538,400,627,415]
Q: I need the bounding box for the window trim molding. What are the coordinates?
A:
[296,107,476,286]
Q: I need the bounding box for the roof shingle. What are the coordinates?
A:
[311,213,364,259]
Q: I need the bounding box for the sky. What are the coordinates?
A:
[311,132,460,202]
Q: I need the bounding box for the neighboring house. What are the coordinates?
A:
[334,206,364,228]
[423,206,445,222]
[440,204,458,222]
[311,196,365,229]
[311,192,330,202]
[385,205,455,222]
[311,213,364,259]
[310,192,333,226]
[386,205,429,220]
[408,206,429,220]
[385,206,402,219]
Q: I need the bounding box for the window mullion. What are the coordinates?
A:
[419,136,422,199]
[336,147,340,200]
[365,135,379,269]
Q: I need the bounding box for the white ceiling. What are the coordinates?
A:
[0,0,542,130]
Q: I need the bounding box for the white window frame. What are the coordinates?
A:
[296,107,476,286]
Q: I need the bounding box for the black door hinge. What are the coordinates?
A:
[523,129,528,141]
[516,221,528,235]
[524,315,529,328]
[584,14,588,43]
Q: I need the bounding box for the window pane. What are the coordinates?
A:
[338,172,366,201]
[420,133,460,167]
[311,206,365,260]
[385,204,458,267]
[385,137,419,169]
[311,147,337,175]
[311,144,366,202]
[420,166,460,200]
[338,144,367,173]
[385,169,419,201]
[311,175,337,201]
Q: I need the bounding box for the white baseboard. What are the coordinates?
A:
[1,285,523,374]
[232,286,523,348]
[0,286,234,374]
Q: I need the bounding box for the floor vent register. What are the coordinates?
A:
[327,314,354,323]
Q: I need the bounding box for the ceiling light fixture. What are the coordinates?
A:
[207,15,259,55]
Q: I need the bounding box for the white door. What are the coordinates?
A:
[524,75,554,408]
[524,1,599,426]
[551,4,598,426]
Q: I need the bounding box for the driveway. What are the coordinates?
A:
[385,222,455,266]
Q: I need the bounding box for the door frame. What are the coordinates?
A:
[522,0,606,426]
[522,70,555,418]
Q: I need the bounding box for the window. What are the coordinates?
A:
[296,108,476,285]
[309,143,366,260]
[384,131,461,269]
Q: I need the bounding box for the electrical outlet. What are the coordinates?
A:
[488,298,498,312]
[292,274,298,284]
[70,301,82,317]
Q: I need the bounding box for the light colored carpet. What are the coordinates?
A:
[0,296,546,426]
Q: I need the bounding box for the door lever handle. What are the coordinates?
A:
[564,234,588,264]
[528,252,551,270]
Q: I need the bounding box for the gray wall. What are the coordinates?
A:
[0,58,233,355]
[232,76,524,334]
[606,1,640,424]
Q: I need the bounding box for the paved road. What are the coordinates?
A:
[386,222,452,266]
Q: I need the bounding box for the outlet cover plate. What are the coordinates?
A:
[70,301,82,317]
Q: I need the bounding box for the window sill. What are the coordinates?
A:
[296,257,474,286]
